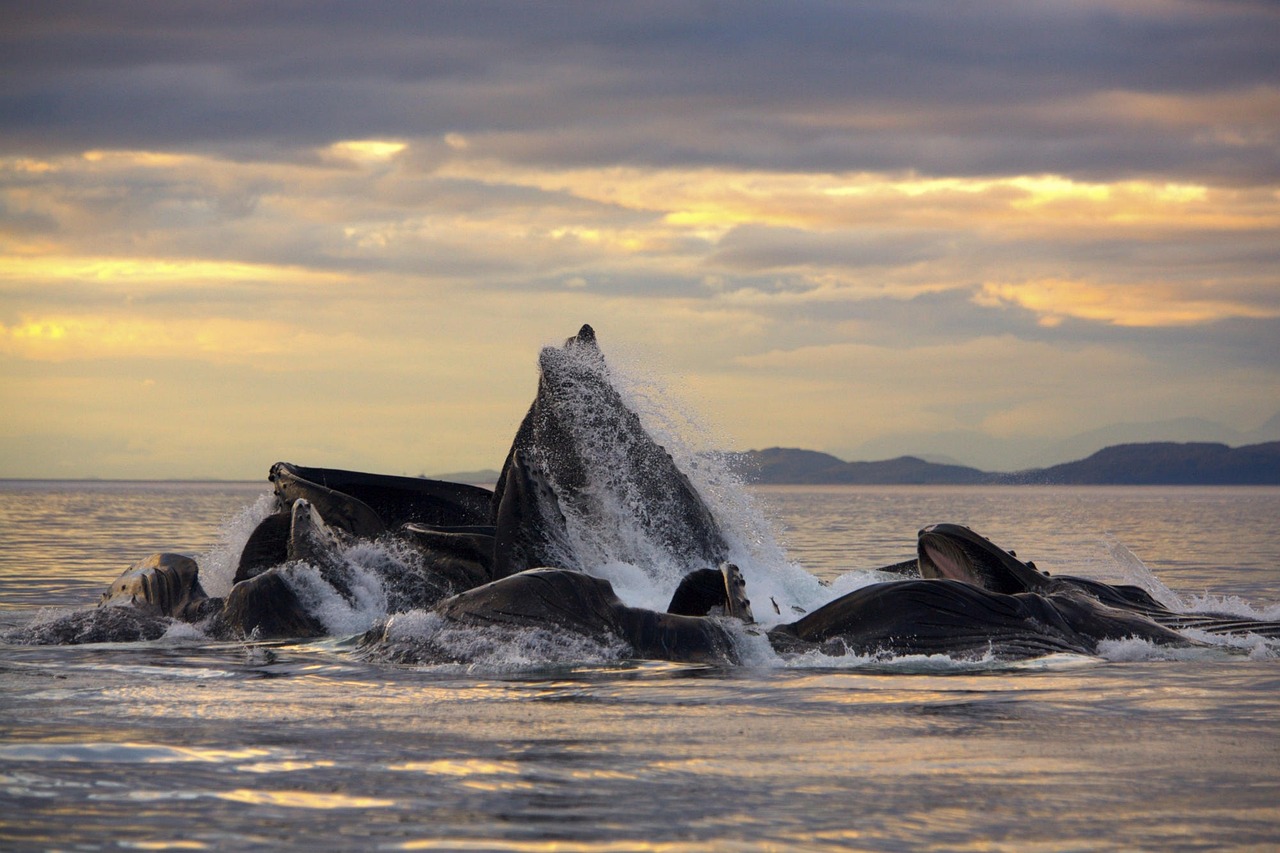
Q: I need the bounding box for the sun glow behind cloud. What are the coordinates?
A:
[324,139,408,164]
[1,315,301,362]
[0,256,342,287]
[437,158,1261,237]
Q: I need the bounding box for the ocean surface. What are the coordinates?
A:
[2,480,1278,851]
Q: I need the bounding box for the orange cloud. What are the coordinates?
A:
[433,158,1278,239]
[977,279,1280,327]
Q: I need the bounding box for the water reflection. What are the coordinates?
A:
[389,759,523,776]
[2,484,1278,850]
[214,789,396,809]
[0,743,277,764]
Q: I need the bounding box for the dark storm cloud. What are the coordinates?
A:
[3,1,1277,180]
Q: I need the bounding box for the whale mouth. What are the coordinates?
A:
[917,523,1047,595]
[918,532,981,586]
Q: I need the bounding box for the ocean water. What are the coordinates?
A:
[2,481,1279,851]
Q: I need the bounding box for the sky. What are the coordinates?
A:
[2,1,1279,479]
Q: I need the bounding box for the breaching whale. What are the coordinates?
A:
[491,324,731,580]
[8,323,1278,662]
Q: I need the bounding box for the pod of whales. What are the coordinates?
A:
[8,324,1279,661]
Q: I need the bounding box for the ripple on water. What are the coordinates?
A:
[0,743,281,764]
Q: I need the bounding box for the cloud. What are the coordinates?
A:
[3,3,1278,179]
[977,279,1279,328]
[1,3,1278,476]
[9,147,1275,330]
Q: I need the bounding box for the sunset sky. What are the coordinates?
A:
[2,2,1278,479]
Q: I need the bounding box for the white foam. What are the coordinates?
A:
[278,556,388,637]
[160,621,208,642]
[770,642,1061,672]
[1175,627,1279,656]
[558,346,843,625]
[1179,591,1280,620]
[586,560,668,612]
[375,608,630,671]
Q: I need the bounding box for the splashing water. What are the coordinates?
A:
[372,609,631,672]
[83,338,1276,669]
[1101,535,1182,609]
[537,338,834,623]
[197,493,279,598]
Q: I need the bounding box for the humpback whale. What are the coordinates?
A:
[8,323,1278,661]
[100,553,220,622]
[767,578,1191,659]
[492,324,731,580]
[917,523,1280,639]
[358,546,1195,664]
[13,553,224,645]
[270,461,492,535]
[361,568,742,665]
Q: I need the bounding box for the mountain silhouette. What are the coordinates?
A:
[730,442,1280,485]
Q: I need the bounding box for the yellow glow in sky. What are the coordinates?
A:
[435,159,1253,235]
[0,315,305,361]
[325,139,408,163]
[0,255,340,286]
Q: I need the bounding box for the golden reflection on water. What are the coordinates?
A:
[565,768,636,780]
[235,759,337,773]
[151,745,277,763]
[388,759,535,792]
[386,758,638,784]
[389,758,521,776]
[0,742,278,764]
[214,789,395,809]
[4,485,1279,851]
[397,841,704,852]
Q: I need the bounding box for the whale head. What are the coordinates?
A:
[916,523,1049,595]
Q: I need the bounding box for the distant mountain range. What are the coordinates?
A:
[432,441,1280,486]
[728,442,1280,485]
[845,410,1280,472]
